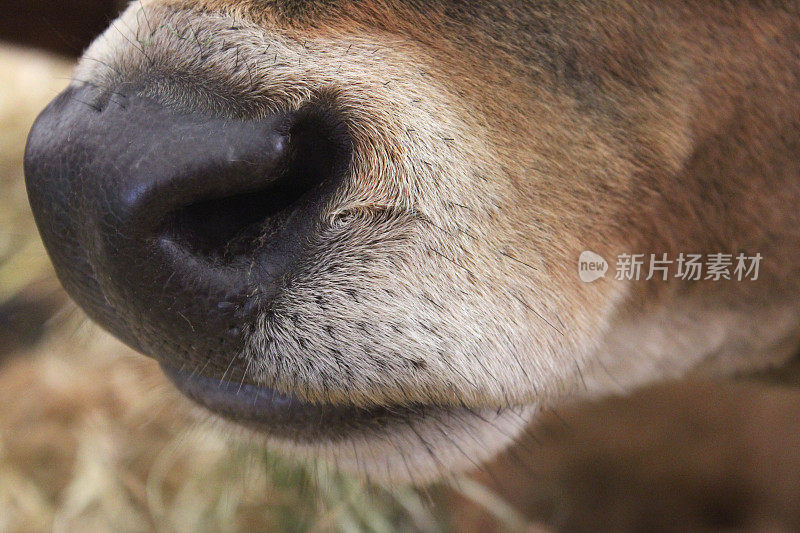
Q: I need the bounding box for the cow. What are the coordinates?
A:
[23,0,800,485]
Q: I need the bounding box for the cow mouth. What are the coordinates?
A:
[161,365,444,442]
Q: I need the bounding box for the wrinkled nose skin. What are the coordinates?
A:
[24,84,348,376]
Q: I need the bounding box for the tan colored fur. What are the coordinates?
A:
[68,0,800,481]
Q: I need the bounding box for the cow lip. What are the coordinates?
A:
[161,365,437,441]
[162,364,304,421]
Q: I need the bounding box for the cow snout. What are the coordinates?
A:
[24,84,350,376]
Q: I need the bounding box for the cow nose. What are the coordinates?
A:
[24,84,349,374]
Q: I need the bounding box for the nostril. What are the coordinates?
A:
[158,108,351,263]
[162,183,305,262]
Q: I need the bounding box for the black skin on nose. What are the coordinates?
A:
[24,84,350,376]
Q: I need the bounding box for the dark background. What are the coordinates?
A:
[1,0,125,57]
